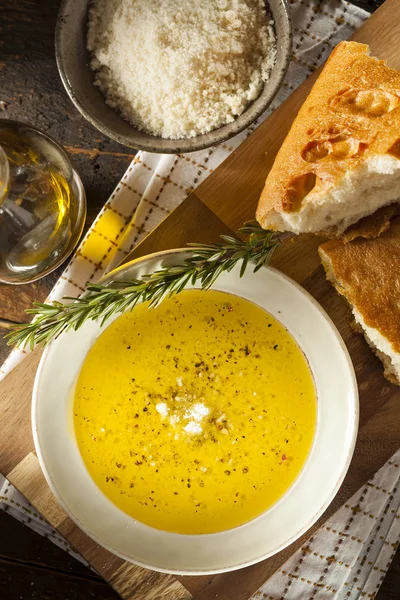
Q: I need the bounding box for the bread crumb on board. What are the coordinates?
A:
[87,0,276,139]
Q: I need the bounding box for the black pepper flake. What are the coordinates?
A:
[224,470,231,476]
[127,346,131,350]
[243,467,249,474]
[143,407,148,412]
[273,344,278,350]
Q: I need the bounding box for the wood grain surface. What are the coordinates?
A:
[0,0,399,599]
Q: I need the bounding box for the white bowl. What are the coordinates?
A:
[32,250,358,575]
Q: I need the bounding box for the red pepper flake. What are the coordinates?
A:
[279,453,287,465]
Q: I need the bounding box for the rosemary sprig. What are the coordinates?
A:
[6,221,280,349]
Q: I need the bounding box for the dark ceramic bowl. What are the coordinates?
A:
[55,0,292,154]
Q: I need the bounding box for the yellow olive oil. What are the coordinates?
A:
[0,121,83,283]
[74,290,316,534]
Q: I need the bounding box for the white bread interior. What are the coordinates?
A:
[352,307,400,384]
[265,155,400,236]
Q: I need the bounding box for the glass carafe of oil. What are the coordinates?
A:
[0,120,86,284]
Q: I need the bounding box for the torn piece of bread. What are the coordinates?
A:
[257,41,400,237]
[341,202,400,243]
[319,218,400,384]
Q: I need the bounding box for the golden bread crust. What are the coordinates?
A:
[319,217,400,356]
[257,41,400,228]
[341,203,400,242]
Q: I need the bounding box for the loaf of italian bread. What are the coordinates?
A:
[257,41,400,237]
[319,218,400,385]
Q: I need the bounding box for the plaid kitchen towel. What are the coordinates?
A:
[1,1,399,598]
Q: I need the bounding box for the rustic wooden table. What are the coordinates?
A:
[0,0,398,598]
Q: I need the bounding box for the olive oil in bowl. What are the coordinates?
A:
[74,290,317,534]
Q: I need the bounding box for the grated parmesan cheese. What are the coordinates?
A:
[183,421,203,435]
[184,402,209,422]
[156,402,168,417]
[87,0,276,139]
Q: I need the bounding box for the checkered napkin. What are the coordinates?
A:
[1,1,399,597]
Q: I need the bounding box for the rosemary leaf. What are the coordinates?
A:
[5,220,280,349]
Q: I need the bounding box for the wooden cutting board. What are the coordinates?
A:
[1,1,400,598]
